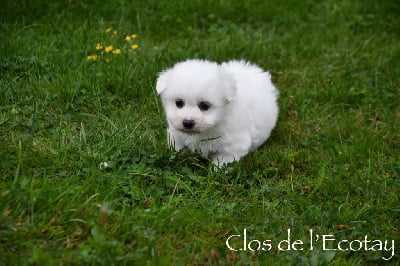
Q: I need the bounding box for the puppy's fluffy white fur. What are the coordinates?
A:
[156,59,279,166]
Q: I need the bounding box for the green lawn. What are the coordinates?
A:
[1,0,399,265]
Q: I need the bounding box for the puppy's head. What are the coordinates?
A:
[156,59,236,134]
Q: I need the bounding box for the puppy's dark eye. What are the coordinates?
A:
[175,99,184,108]
[198,101,211,111]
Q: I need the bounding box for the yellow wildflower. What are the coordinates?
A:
[106,28,112,33]
[131,44,139,50]
[105,45,113,53]
[112,48,121,55]
[87,55,97,61]
[125,34,137,42]
[105,58,111,63]
[96,43,103,50]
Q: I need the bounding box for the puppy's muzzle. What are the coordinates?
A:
[182,119,195,130]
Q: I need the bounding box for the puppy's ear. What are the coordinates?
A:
[219,67,237,102]
[156,69,171,95]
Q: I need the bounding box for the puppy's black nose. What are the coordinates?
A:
[182,119,195,130]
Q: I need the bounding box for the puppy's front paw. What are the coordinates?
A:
[167,133,185,151]
[211,153,238,167]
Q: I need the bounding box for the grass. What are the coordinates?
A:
[1,0,399,264]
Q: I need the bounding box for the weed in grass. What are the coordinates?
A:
[86,27,139,63]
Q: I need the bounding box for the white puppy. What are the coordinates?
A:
[156,59,279,166]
